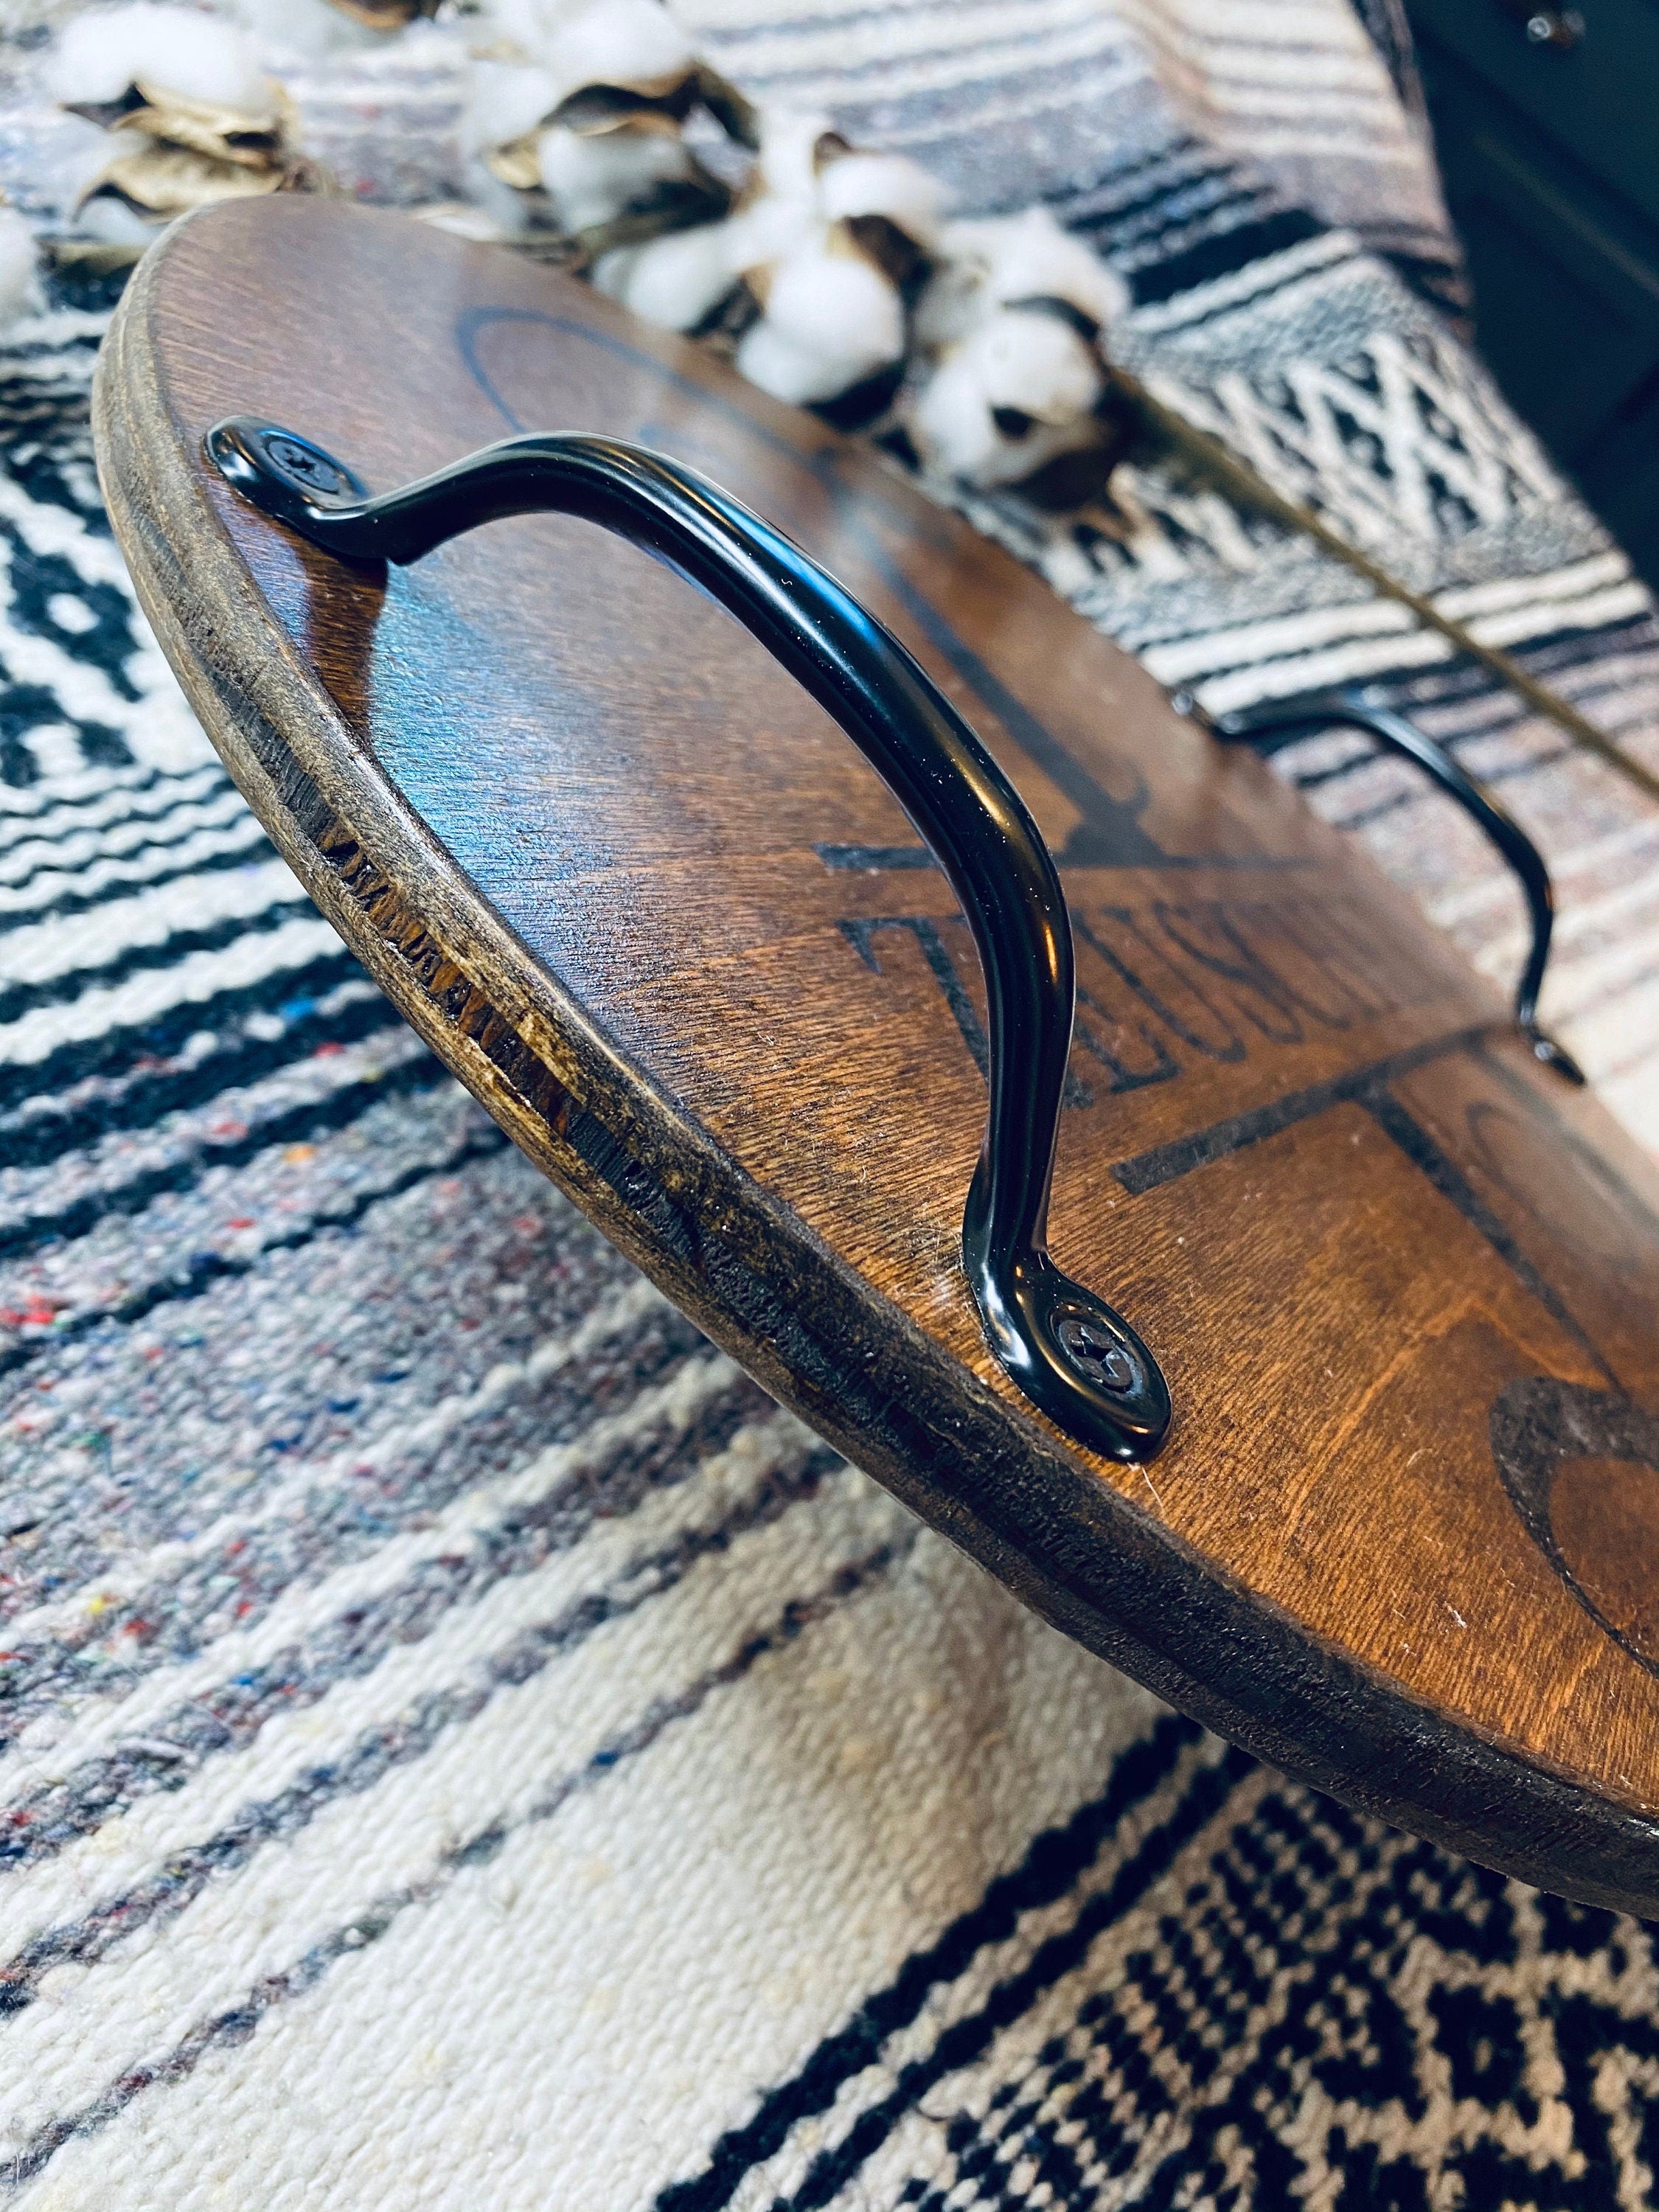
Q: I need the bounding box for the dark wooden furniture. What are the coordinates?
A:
[1407,0,1659,583]
[97,198,1659,1913]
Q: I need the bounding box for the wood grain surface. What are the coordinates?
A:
[95,197,1659,1910]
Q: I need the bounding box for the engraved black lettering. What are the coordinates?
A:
[1150,901,1307,1046]
[839,915,1092,1107]
[1077,908,1247,1064]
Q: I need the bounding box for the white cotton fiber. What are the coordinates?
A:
[735,248,902,405]
[50,4,269,113]
[734,318,853,405]
[536,120,691,229]
[546,0,695,98]
[33,111,112,223]
[458,156,536,233]
[751,107,834,209]
[968,308,1102,421]
[910,352,1001,477]
[0,207,38,331]
[761,244,902,365]
[937,209,1128,327]
[470,0,551,57]
[229,0,378,60]
[594,223,734,328]
[816,150,944,239]
[466,58,557,154]
[720,189,814,276]
[75,193,161,246]
[910,354,1100,489]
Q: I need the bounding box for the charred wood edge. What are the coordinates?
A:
[88,207,1659,1914]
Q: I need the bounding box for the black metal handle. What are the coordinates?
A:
[207,417,1171,1462]
[1188,683,1585,1085]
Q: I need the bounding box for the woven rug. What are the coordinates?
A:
[1,4,1658,2208]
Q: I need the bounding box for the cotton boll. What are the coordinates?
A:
[465,58,557,155]
[760,243,902,372]
[594,222,734,329]
[51,4,269,114]
[0,209,38,331]
[967,308,1103,423]
[545,0,695,100]
[734,318,860,406]
[908,305,1110,490]
[817,151,944,242]
[909,352,1102,489]
[229,0,380,60]
[536,119,691,230]
[934,209,1127,329]
[720,187,816,275]
[909,349,1004,479]
[735,248,902,405]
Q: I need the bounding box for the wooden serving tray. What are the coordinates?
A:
[97,197,1659,1911]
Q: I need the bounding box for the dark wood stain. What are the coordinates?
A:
[94,196,1659,1912]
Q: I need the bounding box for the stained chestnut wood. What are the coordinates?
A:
[96,197,1659,1910]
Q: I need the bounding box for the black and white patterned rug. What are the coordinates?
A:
[2,1,1659,2205]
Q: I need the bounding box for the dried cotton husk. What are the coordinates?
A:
[79,143,296,223]
[57,3,317,244]
[321,0,441,27]
[63,84,286,169]
[50,5,271,114]
[707,115,942,409]
[903,210,1134,507]
[542,0,697,105]
[470,0,738,254]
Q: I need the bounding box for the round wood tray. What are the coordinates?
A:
[96,196,1659,1912]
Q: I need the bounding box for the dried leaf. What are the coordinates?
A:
[842,213,931,305]
[64,82,285,170]
[62,93,147,131]
[79,144,285,220]
[691,276,761,344]
[1012,430,1130,514]
[276,155,330,197]
[571,169,732,260]
[692,63,759,151]
[506,232,586,270]
[322,0,439,26]
[43,234,146,274]
[1002,291,1103,346]
[549,81,697,138]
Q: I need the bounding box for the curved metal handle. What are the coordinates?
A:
[207,417,1171,1462]
[1189,683,1585,1085]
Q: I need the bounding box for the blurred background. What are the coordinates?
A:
[1404,0,1659,587]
